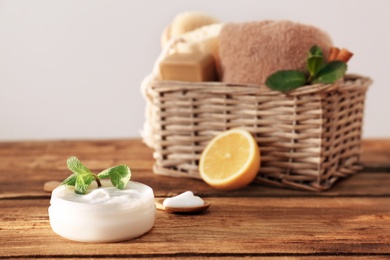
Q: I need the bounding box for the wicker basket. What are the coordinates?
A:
[143,74,371,191]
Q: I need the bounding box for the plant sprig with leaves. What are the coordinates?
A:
[265,45,348,92]
[62,156,131,195]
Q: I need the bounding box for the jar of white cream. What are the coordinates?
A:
[48,180,155,242]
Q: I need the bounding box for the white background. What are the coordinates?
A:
[0,0,389,141]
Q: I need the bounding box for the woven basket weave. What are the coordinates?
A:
[144,74,371,191]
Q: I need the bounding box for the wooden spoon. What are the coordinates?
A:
[155,198,211,213]
[43,181,61,192]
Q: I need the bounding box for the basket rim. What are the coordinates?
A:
[150,74,372,96]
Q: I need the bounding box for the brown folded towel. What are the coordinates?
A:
[219,20,333,86]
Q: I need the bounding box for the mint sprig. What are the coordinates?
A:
[265,45,348,92]
[62,156,131,195]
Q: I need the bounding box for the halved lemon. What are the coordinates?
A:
[199,128,261,190]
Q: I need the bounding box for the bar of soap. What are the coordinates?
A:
[159,52,217,82]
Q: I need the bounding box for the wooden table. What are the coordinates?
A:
[0,139,389,259]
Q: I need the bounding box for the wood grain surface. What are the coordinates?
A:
[0,139,389,258]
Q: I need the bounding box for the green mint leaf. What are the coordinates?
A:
[309,45,323,57]
[307,55,324,78]
[98,165,131,190]
[312,61,347,84]
[265,70,307,92]
[307,45,324,79]
[62,157,131,194]
[75,173,95,195]
[67,156,92,176]
[61,173,77,186]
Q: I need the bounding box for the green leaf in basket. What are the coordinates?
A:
[307,45,324,80]
[312,61,347,84]
[98,165,131,190]
[309,45,323,57]
[265,70,307,92]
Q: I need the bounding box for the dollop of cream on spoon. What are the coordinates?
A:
[163,191,204,208]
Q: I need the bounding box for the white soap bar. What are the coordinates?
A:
[163,191,204,208]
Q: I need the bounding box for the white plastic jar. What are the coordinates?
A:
[48,180,155,242]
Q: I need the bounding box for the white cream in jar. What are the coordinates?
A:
[48,180,155,242]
